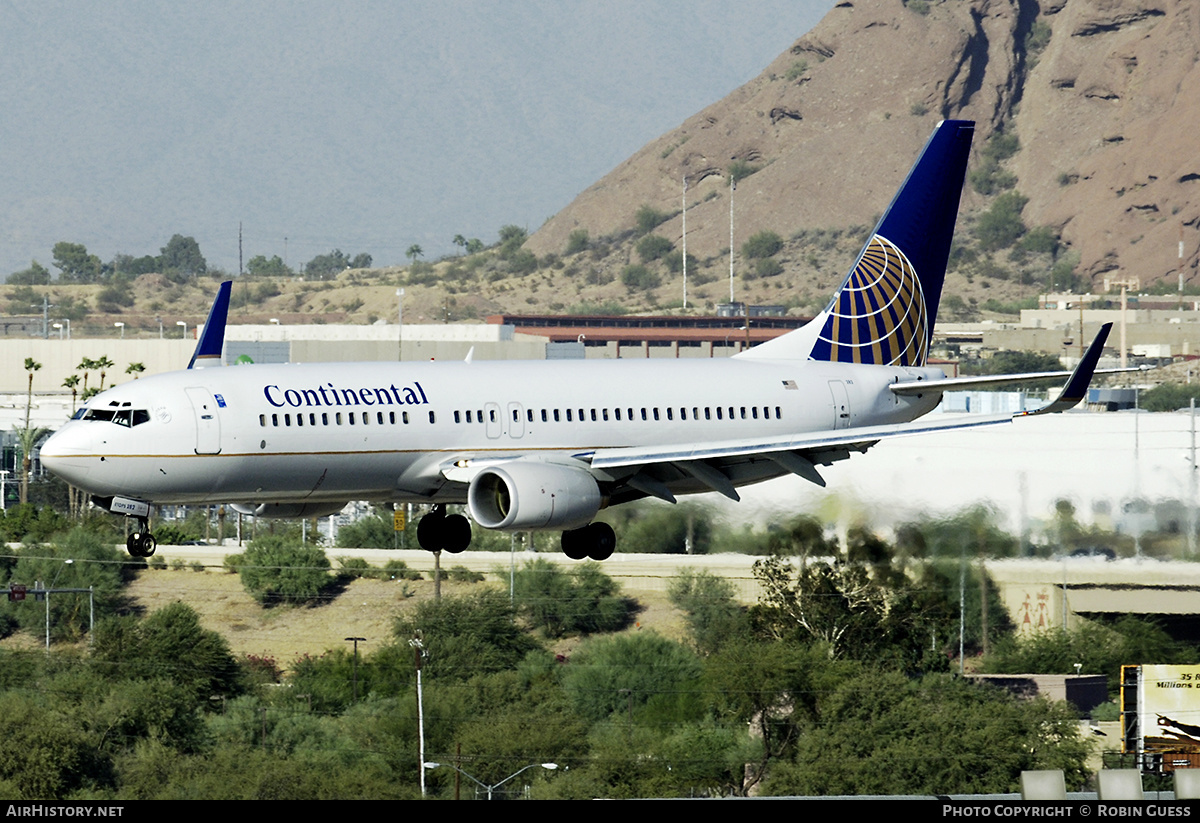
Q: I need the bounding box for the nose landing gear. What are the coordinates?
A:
[126,518,157,558]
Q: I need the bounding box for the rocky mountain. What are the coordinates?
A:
[526,0,1200,300]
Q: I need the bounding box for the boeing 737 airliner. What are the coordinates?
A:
[40,120,1113,559]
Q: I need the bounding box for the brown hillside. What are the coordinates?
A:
[527,0,1200,295]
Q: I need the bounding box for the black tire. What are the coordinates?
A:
[416,512,444,551]
[586,522,616,561]
[561,528,589,560]
[126,533,143,558]
[442,514,472,553]
[140,534,157,557]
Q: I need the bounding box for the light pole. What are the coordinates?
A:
[423,762,558,800]
[114,322,125,339]
[396,288,405,361]
[176,320,187,339]
[52,323,62,340]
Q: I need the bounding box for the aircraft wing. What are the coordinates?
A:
[582,323,1113,503]
[890,323,1117,396]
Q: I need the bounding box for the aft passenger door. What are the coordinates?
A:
[828,380,851,430]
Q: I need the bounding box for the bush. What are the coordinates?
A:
[621,264,660,291]
[512,559,636,637]
[447,565,485,583]
[975,192,1028,251]
[238,536,332,606]
[634,205,669,236]
[742,230,783,259]
[635,234,674,263]
[755,258,784,278]
[565,229,590,255]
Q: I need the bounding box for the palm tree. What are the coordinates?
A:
[76,357,97,395]
[452,235,467,255]
[62,375,80,413]
[95,356,115,392]
[406,245,424,264]
[20,359,45,505]
[125,362,145,380]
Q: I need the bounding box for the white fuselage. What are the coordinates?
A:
[39,356,944,508]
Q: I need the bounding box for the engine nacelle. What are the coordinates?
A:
[467,460,601,531]
[230,502,348,519]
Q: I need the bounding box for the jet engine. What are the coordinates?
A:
[230,502,349,519]
[467,460,601,531]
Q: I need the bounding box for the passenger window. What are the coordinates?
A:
[322,413,329,426]
[428,411,436,424]
[554,409,560,422]
[402,412,410,424]
[336,413,343,425]
[259,414,266,427]
[454,411,461,424]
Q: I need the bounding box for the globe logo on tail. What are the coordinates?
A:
[810,235,929,367]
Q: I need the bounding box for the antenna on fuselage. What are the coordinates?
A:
[188,281,232,369]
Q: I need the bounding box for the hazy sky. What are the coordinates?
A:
[0,1,830,277]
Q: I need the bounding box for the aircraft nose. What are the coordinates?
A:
[39,427,92,485]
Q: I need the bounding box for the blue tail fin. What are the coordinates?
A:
[188,281,232,369]
[741,119,973,364]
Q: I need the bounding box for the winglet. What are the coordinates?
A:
[1019,323,1112,417]
[188,281,232,369]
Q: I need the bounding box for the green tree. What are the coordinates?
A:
[125,362,145,380]
[405,244,424,264]
[975,191,1029,251]
[52,241,102,283]
[391,588,540,681]
[236,536,332,606]
[94,355,115,391]
[668,568,750,655]
[452,234,467,254]
[1141,382,1200,412]
[8,260,50,285]
[18,358,46,505]
[761,672,1089,795]
[511,559,635,637]
[246,254,293,278]
[561,632,703,723]
[159,234,207,280]
[6,529,130,642]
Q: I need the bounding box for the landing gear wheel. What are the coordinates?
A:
[416,508,444,552]
[561,528,589,560]
[561,522,616,561]
[416,506,473,553]
[586,522,616,561]
[126,532,157,558]
[442,514,471,553]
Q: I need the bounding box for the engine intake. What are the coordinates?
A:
[467,461,601,530]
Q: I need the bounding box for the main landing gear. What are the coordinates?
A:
[414,506,617,561]
[416,504,472,553]
[560,522,616,561]
[127,518,157,558]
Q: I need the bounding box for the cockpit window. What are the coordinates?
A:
[81,407,150,427]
